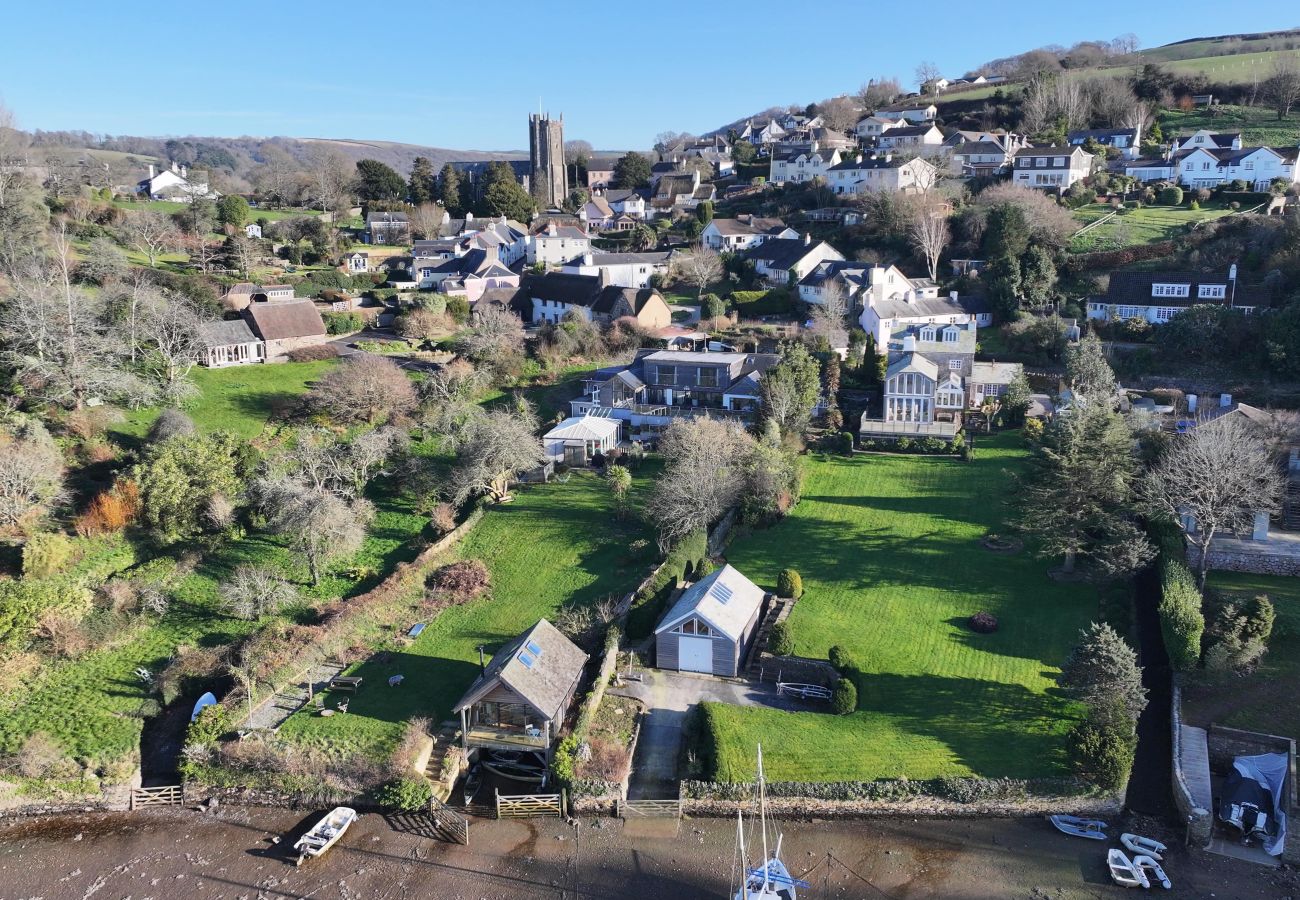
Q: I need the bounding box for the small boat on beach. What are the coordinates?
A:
[1133,854,1172,890]
[462,765,483,805]
[1107,849,1150,889]
[293,807,356,866]
[1048,814,1107,840]
[1120,832,1166,861]
[481,750,547,784]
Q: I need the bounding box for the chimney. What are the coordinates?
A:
[904,290,914,304]
[466,211,475,222]
[180,165,188,178]
[903,335,917,352]
[477,645,487,674]
[582,252,594,267]
[148,164,156,179]
[171,161,178,173]
[547,222,557,236]
[598,267,611,288]
[950,290,958,301]
[803,232,812,247]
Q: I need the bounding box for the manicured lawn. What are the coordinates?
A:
[277,467,659,759]
[707,432,1097,782]
[1070,203,1236,252]
[1157,105,1300,148]
[113,359,339,441]
[1185,571,1300,742]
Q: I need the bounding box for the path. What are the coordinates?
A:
[240,661,347,733]
[1126,564,1174,818]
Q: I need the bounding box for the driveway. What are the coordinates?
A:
[612,669,811,799]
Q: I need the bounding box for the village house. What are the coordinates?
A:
[738,118,787,144]
[452,619,586,765]
[877,124,946,156]
[522,271,672,328]
[876,105,938,123]
[768,142,842,185]
[1068,126,1142,159]
[245,301,330,362]
[541,414,622,465]
[1174,130,1243,152]
[1011,146,1094,191]
[855,115,905,142]
[654,564,766,677]
[651,170,714,215]
[743,234,845,285]
[585,158,619,189]
[199,319,265,368]
[560,250,675,289]
[343,251,369,273]
[570,347,780,441]
[365,211,410,245]
[527,222,591,266]
[1174,145,1298,191]
[136,162,216,201]
[701,215,797,252]
[827,152,938,196]
[436,248,521,304]
[856,264,992,348]
[1087,267,1269,324]
[244,222,262,239]
[948,141,1015,177]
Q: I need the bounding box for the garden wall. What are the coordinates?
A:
[1187,544,1300,577]
[1169,684,1213,848]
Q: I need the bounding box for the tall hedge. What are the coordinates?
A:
[625,529,708,639]
[1159,555,1205,672]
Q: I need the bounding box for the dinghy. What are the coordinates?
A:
[293,807,356,866]
[1107,849,1150,889]
[1133,854,1172,890]
[190,692,217,722]
[1120,832,1166,861]
[1048,814,1107,840]
[462,765,483,806]
[481,750,547,784]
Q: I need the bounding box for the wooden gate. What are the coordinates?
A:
[130,785,184,810]
[429,795,470,845]
[616,798,682,818]
[495,789,565,819]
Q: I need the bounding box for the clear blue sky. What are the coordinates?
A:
[0,2,1289,153]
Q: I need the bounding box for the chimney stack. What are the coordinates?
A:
[582,252,594,267]
[803,232,812,247]
[148,164,156,179]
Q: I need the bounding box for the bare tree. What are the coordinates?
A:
[817,96,861,133]
[306,355,417,424]
[120,211,179,268]
[417,359,488,441]
[257,478,373,585]
[806,279,850,349]
[305,147,354,212]
[455,304,525,367]
[0,102,31,213]
[916,61,943,93]
[138,290,211,401]
[408,201,448,239]
[1263,58,1300,120]
[218,566,298,620]
[0,422,65,531]
[858,78,902,110]
[1144,414,1285,587]
[443,403,544,504]
[224,233,257,277]
[671,243,723,298]
[254,144,302,206]
[647,419,754,550]
[906,196,951,281]
[1112,33,1140,56]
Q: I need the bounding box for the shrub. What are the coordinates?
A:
[895,437,913,452]
[768,621,794,656]
[426,559,490,602]
[14,731,77,779]
[286,344,340,362]
[22,532,74,579]
[831,677,857,715]
[373,776,433,811]
[967,611,999,634]
[776,568,803,599]
[147,408,195,443]
[828,644,852,673]
[430,502,457,534]
[1158,557,1204,672]
[1203,592,1276,673]
[1189,200,1200,210]
[1157,185,1183,206]
[218,566,298,620]
[75,480,140,537]
[1067,705,1136,792]
[323,311,365,334]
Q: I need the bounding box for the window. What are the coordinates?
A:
[1155,307,1181,322]
[949,358,963,371]
[1152,283,1190,298]
[1198,284,1226,299]
[943,329,958,343]
[656,365,676,385]
[1036,157,1046,167]
[919,327,936,342]
[1117,305,1143,319]
[698,367,718,388]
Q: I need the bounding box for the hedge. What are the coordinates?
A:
[1063,240,1177,274]
[624,529,708,640]
[1158,556,1205,672]
[731,289,795,317]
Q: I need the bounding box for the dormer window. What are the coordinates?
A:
[1151,283,1190,298]
[942,328,958,343]
[1198,284,1226,299]
[920,327,936,342]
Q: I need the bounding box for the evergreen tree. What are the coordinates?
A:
[986,254,1022,322]
[983,203,1031,260]
[696,200,714,225]
[613,152,652,189]
[1019,245,1058,310]
[354,159,405,202]
[1065,332,1117,405]
[760,342,822,437]
[216,195,250,229]
[408,156,436,205]
[1060,622,1148,722]
[437,163,465,216]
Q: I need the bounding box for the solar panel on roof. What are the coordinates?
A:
[525,640,543,657]
[518,652,535,669]
[712,582,734,604]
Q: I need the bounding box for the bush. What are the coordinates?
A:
[147,408,195,444]
[831,677,857,715]
[1158,557,1204,672]
[76,479,140,538]
[1203,592,1276,673]
[776,568,802,599]
[323,311,365,334]
[828,644,852,673]
[1189,200,1200,211]
[426,560,490,603]
[1067,707,1136,792]
[373,776,433,811]
[1157,185,1183,206]
[286,344,340,362]
[967,611,999,634]
[625,529,709,639]
[768,621,794,656]
[22,532,74,579]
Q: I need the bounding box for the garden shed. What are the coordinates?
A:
[654,564,766,677]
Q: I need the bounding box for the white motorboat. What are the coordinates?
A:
[733,745,808,900]
[1106,848,1150,889]
[1133,854,1172,890]
[1120,832,1166,861]
[293,807,356,866]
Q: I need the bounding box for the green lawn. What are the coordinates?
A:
[1186,571,1300,742]
[277,467,659,759]
[1157,105,1300,148]
[113,359,339,441]
[705,432,1097,783]
[1070,203,1236,253]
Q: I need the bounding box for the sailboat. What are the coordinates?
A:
[733,745,808,900]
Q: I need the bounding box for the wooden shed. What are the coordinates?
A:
[654,565,766,677]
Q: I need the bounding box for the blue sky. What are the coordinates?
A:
[0,2,1288,152]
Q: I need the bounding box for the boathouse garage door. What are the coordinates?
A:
[678,636,713,674]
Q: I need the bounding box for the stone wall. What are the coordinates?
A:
[750,653,837,687]
[1170,684,1213,848]
[1187,544,1300,577]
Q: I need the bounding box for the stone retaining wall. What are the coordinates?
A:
[1169,684,1213,848]
[1188,545,1300,577]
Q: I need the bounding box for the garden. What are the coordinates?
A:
[1069,201,1237,253]
[701,431,1097,783]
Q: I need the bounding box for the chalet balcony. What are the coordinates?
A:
[859,417,960,438]
[464,724,548,752]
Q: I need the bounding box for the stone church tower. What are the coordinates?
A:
[529,113,568,209]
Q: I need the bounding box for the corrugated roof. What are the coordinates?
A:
[544,415,622,442]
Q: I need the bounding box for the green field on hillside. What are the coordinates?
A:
[1158,105,1300,147]
[1070,202,1238,252]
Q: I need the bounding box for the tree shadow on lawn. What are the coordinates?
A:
[224,389,309,425]
[315,652,484,731]
[852,671,1076,778]
[800,491,1010,532]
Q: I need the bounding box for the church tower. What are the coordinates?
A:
[529,113,568,209]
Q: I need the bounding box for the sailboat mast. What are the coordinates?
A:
[758,743,769,892]
[737,810,749,900]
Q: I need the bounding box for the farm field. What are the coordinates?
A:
[1157,105,1300,147]
[1070,202,1238,252]
[1184,571,1300,742]
[706,432,1096,783]
[277,467,660,759]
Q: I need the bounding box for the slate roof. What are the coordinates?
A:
[971,361,1023,385]
[201,319,259,347]
[880,125,938,138]
[707,216,789,236]
[871,292,972,321]
[1100,271,1271,309]
[523,271,601,306]
[583,251,674,267]
[1068,127,1138,143]
[951,140,1007,156]
[1175,132,1241,149]
[655,565,765,643]
[1015,146,1089,159]
[452,619,587,723]
[366,212,409,226]
[245,301,326,340]
[829,155,910,171]
[742,237,829,271]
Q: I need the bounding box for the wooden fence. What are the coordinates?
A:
[130,785,184,810]
[495,790,565,819]
[616,798,682,818]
